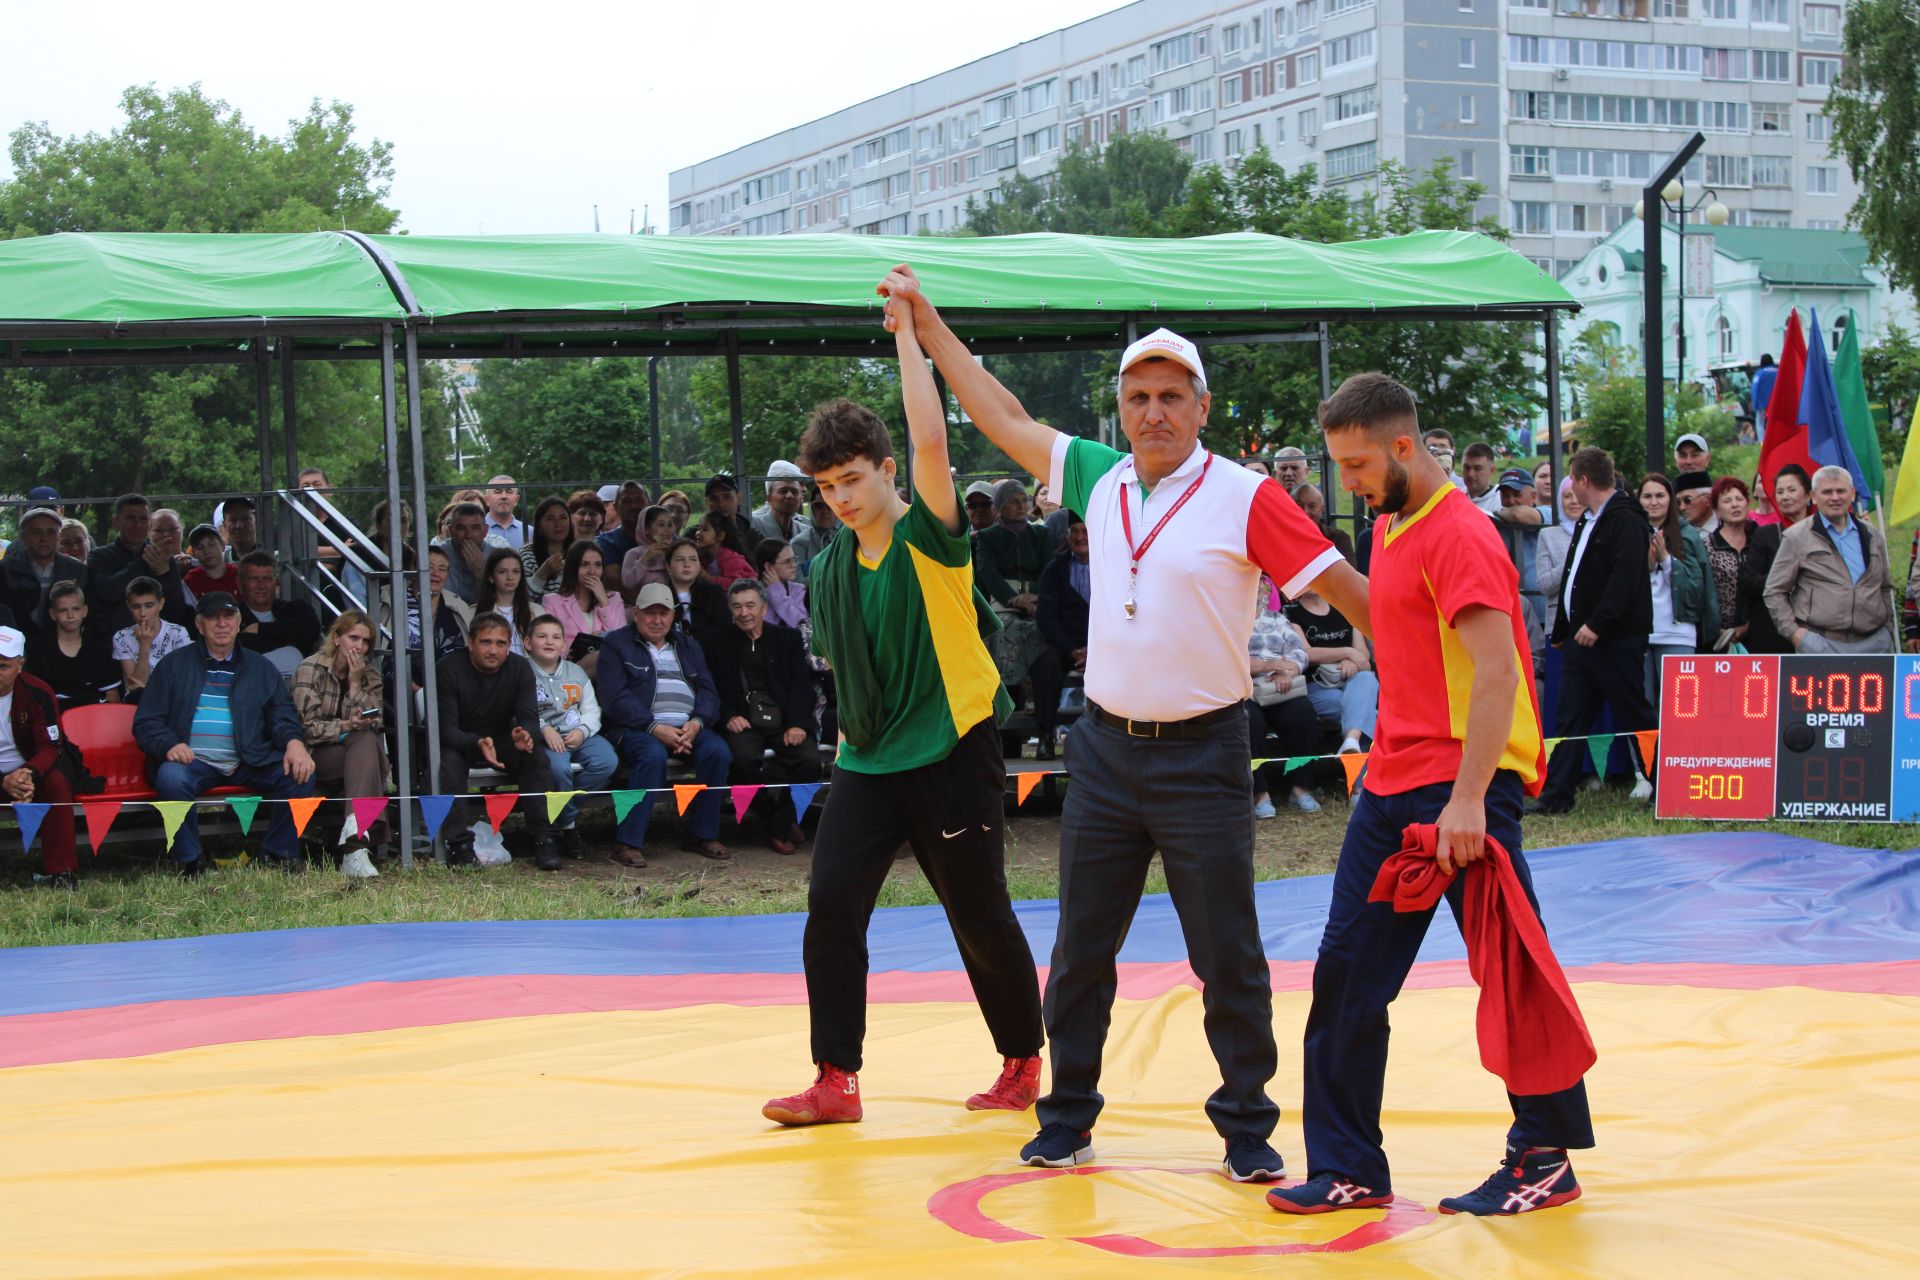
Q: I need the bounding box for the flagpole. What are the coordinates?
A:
[1871,497,1900,653]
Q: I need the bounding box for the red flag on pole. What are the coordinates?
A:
[1757,310,1814,498]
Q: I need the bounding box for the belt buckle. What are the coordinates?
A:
[1125,717,1159,739]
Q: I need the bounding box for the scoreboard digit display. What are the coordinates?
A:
[1656,654,1920,822]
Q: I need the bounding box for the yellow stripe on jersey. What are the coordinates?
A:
[1426,569,1546,785]
[908,542,1002,743]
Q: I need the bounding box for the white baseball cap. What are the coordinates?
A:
[1119,327,1207,390]
[0,626,23,659]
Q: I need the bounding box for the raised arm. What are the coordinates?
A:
[880,264,1060,483]
[888,298,961,534]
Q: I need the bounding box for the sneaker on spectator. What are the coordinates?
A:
[1222,1134,1285,1182]
[1629,775,1653,803]
[1253,796,1278,820]
[1267,1174,1394,1214]
[339,848,379,879]
[1437,1145,1581,1216]
[966,1055,1041,1111]
[1289,790,1322,813]
[762,1064,862,1126]
[1020,1122,1094,1168]
[1338,736,1363,755]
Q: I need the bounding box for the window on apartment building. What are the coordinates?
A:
[985,93,1015,125]
[1253,15,1264,44]
[1460,94,1476,124]
[1067,121,1085,147]
[1225,23,1245,54]
[1511,0,1548,7]
[1807,218,1840,230]
[1090,69,1101,98]
[1754,105,1789,133]
[1128,104,1146,131]
[917,213,929,233]
[1555,204,1627,234]
[1510,145,1551,177]
[1325,140,1378,180]
[1299,106,1319,138]
[1702,101,1749,132]
[1750,209,1791,227]
[1295,0,1318,31]
[990,140,1018,169]
[1151,32,1208,73]
[1255,121,1265,146]
[1226,128,1246,159]
[1806,111,1831,141]
[1750,0,1786,18]
[1298,52,1320,84]
[1752,49,1790,81]
[966,154,981,180]
[1703,0,1738,18]
[1703,49,1747,79]
[837,194,850,217]
[1460,149,1476,178]
[966,111,981,137]
[1704,155,1750,186]
[1022,125,1059,158]
[1250,64,1266,95]
[1068,76,1084,105]
[1458,37,1475,68]
[1802,56,1839,88]
[1326,0,1372,13]
[1191,131,1214,162]
[917,128,931,153]
[917,170,931,194]
[1653,0,1689,16]
[1223,76,1244,108]
[1326,32,1374,68]
[1510,201,1552,236]
[1807,165,1838,193]
[1803,3,1839,34]
[1330,86,1376,120]
[1022,79,1057,114]
[1127,54,1147,84]
[1752,155,1792,186]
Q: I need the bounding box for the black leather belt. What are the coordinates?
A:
[1088,700,1244,739]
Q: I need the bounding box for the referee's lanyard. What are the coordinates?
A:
[1118,453,1212,620]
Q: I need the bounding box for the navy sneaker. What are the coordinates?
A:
[1019,1122,1093,1168]
[1222,1134,1285,1183]
[1438,1145,1582,1216]
[1267,1173,1394,1214]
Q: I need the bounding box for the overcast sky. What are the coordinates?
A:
[0,0,1121,235]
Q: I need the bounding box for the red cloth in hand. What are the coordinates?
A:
[1369,823,1596,1096]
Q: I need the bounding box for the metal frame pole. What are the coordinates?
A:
[1643,131,1705,477]
[404,326,442,868]
[726,332,746,481]
[377,327,417,868]
[1545,318,1564,492]
[647,355,662,490]
[255,348,275,553]
[279,343,298,567]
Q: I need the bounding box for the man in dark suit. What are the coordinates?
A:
[701,579,820,854]
[1529,446,1655,815]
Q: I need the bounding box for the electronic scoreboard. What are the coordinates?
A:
[1655,654,1920,822]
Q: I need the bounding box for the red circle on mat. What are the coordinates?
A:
[927,1165,1435,1257]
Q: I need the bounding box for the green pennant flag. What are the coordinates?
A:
[227,795,260,836]
[1586,733,1615,777]
[611,790,647,824]
[1285,756,1315,773]
[152,801,195,852]
[545,791,582,824]
[1833,309,1884,504]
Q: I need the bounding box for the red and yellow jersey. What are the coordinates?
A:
[1366,484,1545,796]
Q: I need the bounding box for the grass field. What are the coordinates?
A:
[1,783,1907,950]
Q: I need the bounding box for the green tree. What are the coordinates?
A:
[962,134,1194,237]
[0,85,433,525]
[1828,0,1920,292]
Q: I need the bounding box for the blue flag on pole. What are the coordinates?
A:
[1799,308,1870,498]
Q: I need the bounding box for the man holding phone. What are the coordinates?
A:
[434,613,556,868]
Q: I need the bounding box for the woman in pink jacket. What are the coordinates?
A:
[542,540,625,673]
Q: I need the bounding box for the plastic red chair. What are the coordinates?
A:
[62,704,157,801]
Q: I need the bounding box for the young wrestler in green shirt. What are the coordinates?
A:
[760,296,1044,1127]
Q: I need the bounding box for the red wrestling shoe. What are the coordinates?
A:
[966,1055,1042,1111]
[762,1064,862,1126]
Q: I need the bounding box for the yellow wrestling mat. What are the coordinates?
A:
[7,980,1919,1278]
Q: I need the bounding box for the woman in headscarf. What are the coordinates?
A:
[1534,476,1583,638]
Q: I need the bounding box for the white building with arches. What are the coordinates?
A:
[1557,224,1916,390]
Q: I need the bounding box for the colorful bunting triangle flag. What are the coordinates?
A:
[417,795,455,840]
[152,800,195,852]
[1250,758,1272,771]
[1634,730,1659,778]
[611,790,647,823]
[483,792,519,832]
[351,796,388,841]
[1338,752,1368,796]
[789,782,823,823]
[1544,737,1563,754]
[731,784,762,824]
[673,784,705,815]
[1285,756,1314,774]
[1586,733,1615,777]
[1015,771,1046,806]
[544,791,581,825]
[13,802,48,851]
[287,796,325,837]
[82,800,122,853]
[227,795,260,835]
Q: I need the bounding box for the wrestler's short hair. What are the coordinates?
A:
[1318,372,1420,441]
[797,398,895,476]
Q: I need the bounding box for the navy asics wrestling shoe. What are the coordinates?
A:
[1019,1122,1093,1168]
[1222,1134,1285,1183]
[1438,1145,1582,1216]
[1266,1174,1394,1214]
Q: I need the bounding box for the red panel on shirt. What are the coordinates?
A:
[1367,486,1545,797]
[1246,479,1336,594]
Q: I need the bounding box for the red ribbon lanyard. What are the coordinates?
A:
[1119,453,1212,569]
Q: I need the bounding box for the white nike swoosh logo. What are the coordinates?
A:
[942,828,965,839]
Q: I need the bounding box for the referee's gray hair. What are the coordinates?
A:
[1810,464,1854,491]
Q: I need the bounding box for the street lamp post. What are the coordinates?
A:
[1635,181,1730,410]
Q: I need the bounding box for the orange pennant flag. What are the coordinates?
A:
[483,792,519,832]
[673,784,706,815]
[1634,730,1659,778]
[1015,771,1046,806]
[286,796,325,838]
[1338,752,1368,796]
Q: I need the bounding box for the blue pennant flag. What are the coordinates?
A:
[13,802,49,851]
[1799,307,1870,499]
[790,783,823,823]
[417,795,456,841]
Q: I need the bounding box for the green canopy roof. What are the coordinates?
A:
[1,228,1573,361]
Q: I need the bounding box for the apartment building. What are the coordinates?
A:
[667,0,1859,277]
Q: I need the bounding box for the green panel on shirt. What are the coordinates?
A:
[836,498,1008,775]
[1059,437,1129,518]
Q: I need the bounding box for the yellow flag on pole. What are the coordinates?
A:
[1890,398,1920,527]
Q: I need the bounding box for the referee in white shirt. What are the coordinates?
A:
[879,265,1373,1181]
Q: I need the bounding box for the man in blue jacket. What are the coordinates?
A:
[594,582,731,867]
[133,592,316,876]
